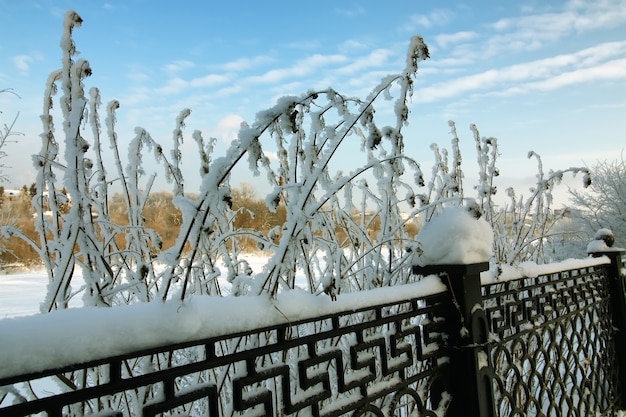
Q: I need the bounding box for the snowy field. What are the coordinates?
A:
[0,268,54,318]
[0,257,268,319]
[0,256,260,319]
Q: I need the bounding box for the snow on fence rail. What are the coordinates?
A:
[1,250,625,417]
[0,277,452,417]
[0,276,447,380]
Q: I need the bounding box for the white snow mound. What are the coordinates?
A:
[414,206,493,266]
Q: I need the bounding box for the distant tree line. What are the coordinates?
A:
[0,183,415,267]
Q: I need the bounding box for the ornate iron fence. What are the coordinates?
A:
[1,250,625,417]
[0,289,452,416]
[483,262,619,416]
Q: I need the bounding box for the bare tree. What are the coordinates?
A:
[0,88,22,183]
[570,156,626,249]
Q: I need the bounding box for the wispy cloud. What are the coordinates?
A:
[498,58,626,95]
[163,60,195,76]
[334,5,366,17]
[189,74,230,88]
[208,114,244,143]
[484,0,626,57]
[404,9,453,31]
[336,49,392,75]
[246,54,348,85]
[338,39,371,53]
[12,54,42,74]
[435,31,479,48]
[218,56,275,72]
[152,72,230,96]
[416,41,626,103]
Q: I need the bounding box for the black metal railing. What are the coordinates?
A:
[0,289,452,416]
[483,262,618,416]
[1,250,625,417]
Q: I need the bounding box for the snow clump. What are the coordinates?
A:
[587,228,622,253]
[412,205,494,266]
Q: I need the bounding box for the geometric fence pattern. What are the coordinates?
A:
[1,259,623,417]
[483,264,619,417]
[0,291,451,417]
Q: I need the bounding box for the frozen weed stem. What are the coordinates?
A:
[0,9,597,416]
[1,10,587,310]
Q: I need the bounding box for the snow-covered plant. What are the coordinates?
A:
[0,88,23,257]
[0,8,590,314]
[156,36,431,299]
[0,9,603,416]
[0,88,22,184]
[569,156,626,251]
[493,150,590,264]
[0,10,433,312]
[417,121,590,266]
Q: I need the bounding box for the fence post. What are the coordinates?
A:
[589,242,626,408]
[413,262,495,417]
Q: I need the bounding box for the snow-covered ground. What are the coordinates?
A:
[0,269,52,318]
[0,256,263,319]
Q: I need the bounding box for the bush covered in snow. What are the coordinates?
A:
[0,10,590,312]
[0,10,601,417]
[570,157,626,252]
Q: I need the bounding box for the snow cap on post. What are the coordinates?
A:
[412,204,494,266]
[587,228,623,253]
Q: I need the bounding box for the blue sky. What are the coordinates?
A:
[1,0,625,202]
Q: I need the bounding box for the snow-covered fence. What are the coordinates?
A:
[484,250,625,417]
[0,277,452,416]
[1,248,625,416]
[412,246,626,417]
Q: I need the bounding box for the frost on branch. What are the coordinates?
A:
[21,8,437,308]
[11,7,591,316]
[3,8,607,417]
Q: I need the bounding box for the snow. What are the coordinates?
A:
[587,228,625,253]
[0,267,445,380]
[481,256,611,284]
[412,205,493,266]
[0,271,49,318]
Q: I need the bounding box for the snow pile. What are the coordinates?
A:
[412,205,493,266]
[0,276,445,380]
[587,228,624,253]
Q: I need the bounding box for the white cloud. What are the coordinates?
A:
[189,74,230,88]
[152,73,229,96]
[219,56,274,72]
[157,77,188,95]
[163,60,195,75]
[336,49,392,75]
[247,54,347,85]
[416,41,626,103]
[215,84,244,97]
[209,114,244,143]
[13,55,35,73]
[404,9,453,30]
[484,0,626,57]
[339,39,370,53]
[512,58,626,93]
[435,31,479,48]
